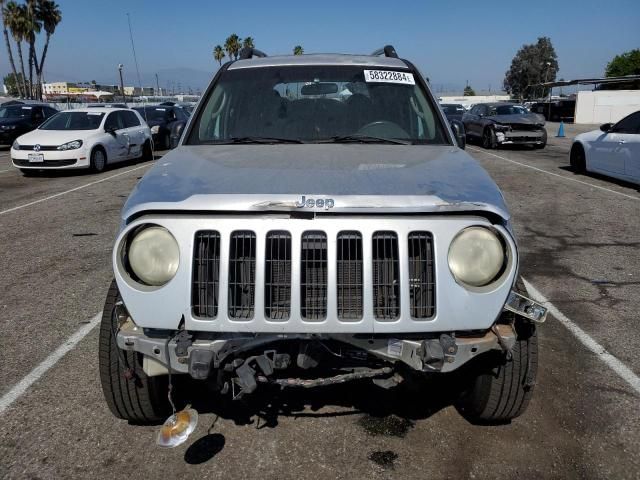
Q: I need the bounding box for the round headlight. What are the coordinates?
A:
[127,226,179,286]
[448,227,506,287]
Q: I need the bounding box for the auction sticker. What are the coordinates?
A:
[364,70,415,85]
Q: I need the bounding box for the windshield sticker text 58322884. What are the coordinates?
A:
[364,70,415,85]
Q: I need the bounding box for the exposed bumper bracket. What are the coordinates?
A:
[504,290,547,323]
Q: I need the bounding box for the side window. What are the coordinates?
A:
[613,112,640,134]
[479,105,488,116]
[122,110,140,127]
[104,111,124,131]
[469,106,478,115]
[32,107,44,121]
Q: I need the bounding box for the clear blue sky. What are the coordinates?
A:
[2,0,639,93]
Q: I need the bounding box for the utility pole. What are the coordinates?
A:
[544,61,551,120]
[118,64,125,104]
[155,73,161,96]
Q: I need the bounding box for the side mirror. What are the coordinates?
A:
[599,123,613,133]
[450,120,466,150]
[105,126,117,136]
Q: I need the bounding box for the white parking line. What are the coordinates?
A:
[0,162,153,216]
[468,147,640,202]
[0,313,102,415]
[0,168,12,174]
[523,279,640,395]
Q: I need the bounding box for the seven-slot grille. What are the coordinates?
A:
[192,230,435,321]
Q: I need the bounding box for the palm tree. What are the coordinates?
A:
[4,1,29,97]
[213,44,225,66]
[25,0,42,98]
[1,0,23,97]
[293,45,303,55]
[35,0,61,99]
[242,36,254,49]
[224,33,241,60]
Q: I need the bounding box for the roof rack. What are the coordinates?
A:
[370,45,398,58]
[239,47,268,60]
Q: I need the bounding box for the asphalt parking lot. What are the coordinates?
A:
[0,126,639,479]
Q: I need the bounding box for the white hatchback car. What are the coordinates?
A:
[570,110,640,185]
[11,108,152,175]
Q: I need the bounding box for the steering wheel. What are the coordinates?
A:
[356,120,410,139]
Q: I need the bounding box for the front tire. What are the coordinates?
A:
[482,127,497,149]
[20,168,38,177]
[140,140,153,161]
[98,280,172,423]
[90,147,107,173]
[570,143,586,173]
[455,316,538,424]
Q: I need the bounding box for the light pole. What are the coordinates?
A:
[543,61,551,120]
[118,64,125,104]
[155,73,161,96]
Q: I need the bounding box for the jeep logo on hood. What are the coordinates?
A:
[295,195,334,210]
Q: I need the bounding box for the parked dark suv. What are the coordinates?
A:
[0,103,58,146]
[133,105,189,150]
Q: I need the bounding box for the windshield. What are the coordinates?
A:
[134,107,169,122]
[441,104,465,114]
[187,66,449,144]
[39,111,105,130]
[492,105,528,115]
[0,106,32,119]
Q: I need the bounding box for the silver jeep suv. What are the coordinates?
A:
[99,45,546,427]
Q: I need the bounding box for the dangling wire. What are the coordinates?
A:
[164,336,176,415]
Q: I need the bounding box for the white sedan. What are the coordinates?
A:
[11,108,152,175]
[570,110,640,185]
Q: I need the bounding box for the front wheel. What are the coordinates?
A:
[455,317,538,424]
[570,144,586,173]
[482,127,497,149]
[90,147,107,173]
[98,280,172,423]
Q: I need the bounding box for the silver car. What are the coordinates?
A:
[99,46,546,431]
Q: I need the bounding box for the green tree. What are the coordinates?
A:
[1,0,24,97]
[35,0,62,99]
[3,71,25,96]
[605,49,640,77]
[293,45,303,55]
[463,85,476,96]
[242,36,254,49]
[213,44,224,65]
[4,1,29,97]
[503,36,558,101]
[224,33,241,60]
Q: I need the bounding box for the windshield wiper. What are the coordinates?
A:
[210,136,305,144]
[318,134,411,145]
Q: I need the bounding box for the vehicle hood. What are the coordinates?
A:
[488,114,545,126]
[122,144,510,222]
[16,129,93,145]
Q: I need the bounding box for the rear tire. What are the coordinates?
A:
[455,315,538,424]
[98,280,172,424]
[90,147,107,173]
[570,143,586,173]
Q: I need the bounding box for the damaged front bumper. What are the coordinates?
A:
[495,129,546,145]
[116,288,546,381]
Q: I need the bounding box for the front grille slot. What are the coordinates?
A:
[372,231,400,320]
[408,232,435,318]
[337,231,363,320]
[228,231,256,319]
[300,231,327,320]
[192,231,221,318]
[265,231,291,320]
